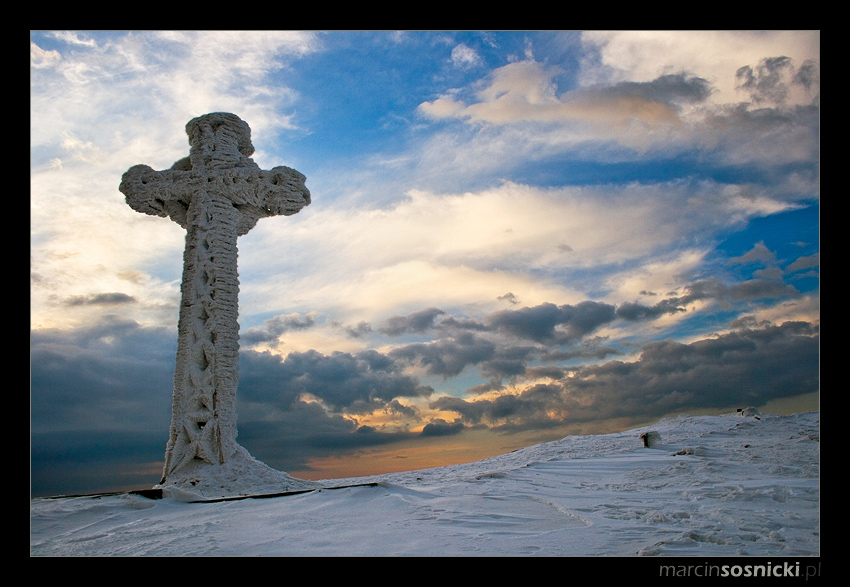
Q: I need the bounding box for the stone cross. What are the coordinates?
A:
[119,113,310,485]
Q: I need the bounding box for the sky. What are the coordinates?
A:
[30,31,820,498]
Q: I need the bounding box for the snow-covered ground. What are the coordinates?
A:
[30,409,819,557]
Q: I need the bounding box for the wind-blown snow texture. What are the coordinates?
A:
[30,410,819,556]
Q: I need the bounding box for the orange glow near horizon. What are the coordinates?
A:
[290,428,535,481]
[288,392,820,482]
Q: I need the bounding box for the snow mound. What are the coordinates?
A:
[155,444,318,499]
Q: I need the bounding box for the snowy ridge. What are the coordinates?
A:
[31,410,819,556]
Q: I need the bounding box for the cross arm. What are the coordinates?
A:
[225,166,311,236]
[119,162,310,234]
[257,166,311,216]
[119,164,195,229]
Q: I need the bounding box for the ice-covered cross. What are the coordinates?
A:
[119,113,310,486]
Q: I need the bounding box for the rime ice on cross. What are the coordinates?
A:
[119,113,310,485]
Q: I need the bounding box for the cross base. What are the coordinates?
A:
[155,443,318,499]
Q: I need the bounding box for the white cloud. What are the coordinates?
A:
[30,42,61,68]
[579,30,819,106]
[416,48,818,173]
[47,31,99,47]
[415,60,702,163]
[418,95,466,119]
[31,31,320,158]
[235,178,799,330]
[451,44,482,69]
[31,31,325,328]
[419,61,566,125]
[31,31,818,341]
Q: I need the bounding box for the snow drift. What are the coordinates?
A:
[30,409,819,556]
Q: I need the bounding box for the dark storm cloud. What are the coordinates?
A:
[386,399,418,418]
[694,52,818,170]
[471,344,548,387]
[238,348,433,413]
[605,73,713,105]
[31,266,812,496]
[617,277,801,318]
[615,299,686,321]
[31,318,175,434]
[730,241,776,265]
[785,252,819,274]
[236,400,415,473]
[378,307,446,336]
[30,319,176,496]
[736,56,819,107]
[571,321,819,418]
[725,279,799,301]
[479,355,531,381]
[241,312,316,346]
[498,292,520,304]
[64,292,137,306]
[430,395,487,423]
[678,277,799,304]
[559,73,713,127]
[30,320,434,493]
[432,320,818,432]
[383,302,619,345]
[487,301,617,344]
[793,59,820,95]
[31,429,165,497]
[421,418,464,437]
[708,99,818,137]
[485,303,569,343]
[677,278,727,303]
[380,273,803,386]
[432,383,566,431]
[539,346,621,363]
[434,315,491,333]
[389,333,497,377]
[341,321,372,338]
